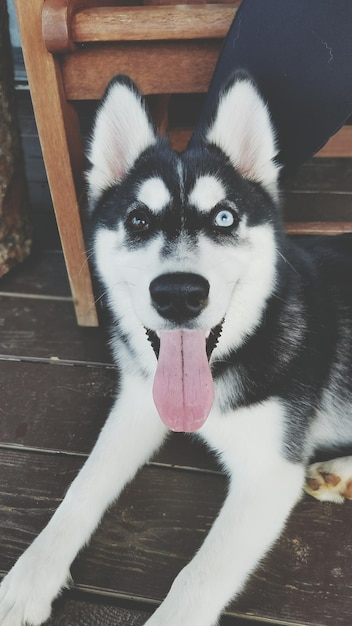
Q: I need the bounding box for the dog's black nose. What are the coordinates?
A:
[150,273,209,322]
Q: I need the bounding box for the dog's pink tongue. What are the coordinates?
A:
[152,329,214,432]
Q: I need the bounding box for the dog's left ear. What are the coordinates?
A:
[206,72,280,199]
[87,75,157,202]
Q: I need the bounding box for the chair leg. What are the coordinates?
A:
[14,0,98,326]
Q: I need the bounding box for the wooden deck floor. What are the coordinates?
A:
[1,90,352,623]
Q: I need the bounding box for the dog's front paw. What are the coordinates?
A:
[305,456,352,503]
[0,550,70,626]
[0,571,50,626]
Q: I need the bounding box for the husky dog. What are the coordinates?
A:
[1,72,352,626]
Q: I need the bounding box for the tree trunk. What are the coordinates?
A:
[0,0,31,277]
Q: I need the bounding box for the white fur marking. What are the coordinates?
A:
[137,177,171,213]
[188,176,227,212]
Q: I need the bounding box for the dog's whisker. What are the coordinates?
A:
[110,280,137,290]
[77,248,96,276]
[93,290,108,307]
[277,250,299,274]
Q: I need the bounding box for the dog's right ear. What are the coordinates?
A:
[204,72,280,200]
[87,75,157,201]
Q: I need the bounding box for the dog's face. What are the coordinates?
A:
[87,73,282,431]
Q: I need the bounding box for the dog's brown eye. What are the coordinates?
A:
[127,209,150,232]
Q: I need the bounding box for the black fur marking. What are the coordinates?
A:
[89,139,282,250]
[145,329,160,358]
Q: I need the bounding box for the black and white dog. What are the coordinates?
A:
[1,72,352,626]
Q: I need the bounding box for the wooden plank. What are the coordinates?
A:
[283,191,352,230]
[70,5,237,44]
[47,597,151,626]
[143,0,237,4]
[0,450,226,581]
[1,449,352,625]
[42,0,92,55]
[169,127,192,152]
[45,593,251,626]
[282,162,352,233]
[283,158,352,193]
[285,222,352,236]
[316,126,352,158]
[0,296,110,362]
[62,41,222,99]
[0,251,71,297]
[0,361,116,453]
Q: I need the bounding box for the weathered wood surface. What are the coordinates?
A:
[0,451,227,590]
[283,190,352,223]
[283,157,352,192]
[1,449,352,625]
[0,360,116,452]
[61,41,223,99]
[282,158,352,234]
[285,221,352,236]
[0,251,71,297]
[70,5,237,44]
[0,251,109,361]
[42,1,239,53]
[0,296,110,362]
[46,597,151,626]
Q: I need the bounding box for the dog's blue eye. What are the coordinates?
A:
[213,207,237,229]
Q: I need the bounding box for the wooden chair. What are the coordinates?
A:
[13,0,352,326]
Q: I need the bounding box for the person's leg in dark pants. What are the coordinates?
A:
[191,0,352,176]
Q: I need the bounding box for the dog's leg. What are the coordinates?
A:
[0,376,167,626]
[144,462,304,626]
[305,456,352,503]
[145,403,305,626]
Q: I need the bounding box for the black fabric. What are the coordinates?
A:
[191,0,352,175]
